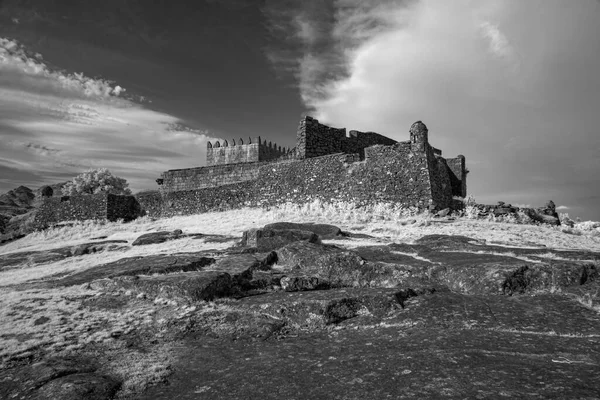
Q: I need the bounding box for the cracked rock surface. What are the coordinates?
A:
[1,224,599,399]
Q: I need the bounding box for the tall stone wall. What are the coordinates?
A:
[296,116,398,160]
[135,191,164,218]
[446,155,467,198]
[158,162,266,192]
[148,143,454,218]
[342,130,398,158]
[296,116,346,158]
[150,117,466,218]
[206,137,289,166]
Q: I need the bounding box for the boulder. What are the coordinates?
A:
[280,275,329,291]
[32,373,120,400]
[523,208,560,226]
[435,208,450,217]
[108,271,235,302]
[275,242,419,288]
[132,229,183,246]
[262,222,344,239]
[55,253,215,287]
[240,228,319,251]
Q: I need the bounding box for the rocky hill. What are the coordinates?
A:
[0,183,67,239]
[0,211,599,399]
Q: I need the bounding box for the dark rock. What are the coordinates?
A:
[240,228,319,251]
[132,230,183,246]
[0,240,130,271]
[523,208,560,226]
[280,275,329,291]
[110,271,234,302]
[32,373,120,400]
[0,357,98,399]
[54,254,215,287]
[239,287,438,327]
[40,186,54,198]
[206,252,277,279]
[262,222,344,239]
[276,242,427,288]
[71,240,129,256]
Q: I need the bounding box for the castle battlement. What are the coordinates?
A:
[156,116,468,214]
[206,136,292,166]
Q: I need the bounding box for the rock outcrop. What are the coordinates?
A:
[3,222,600,399]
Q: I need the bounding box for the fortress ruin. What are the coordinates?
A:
[145,116,467,217]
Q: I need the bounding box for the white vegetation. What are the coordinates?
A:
[62,168,131,196]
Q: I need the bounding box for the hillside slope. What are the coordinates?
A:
[1,204,600,399]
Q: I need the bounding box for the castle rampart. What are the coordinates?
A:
[152,116,468,217]
[206,137,289,166]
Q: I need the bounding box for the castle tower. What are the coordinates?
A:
[409,121,429,151]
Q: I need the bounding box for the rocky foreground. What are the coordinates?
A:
[1,222,600,399]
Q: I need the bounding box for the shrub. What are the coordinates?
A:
[62,168,132,196]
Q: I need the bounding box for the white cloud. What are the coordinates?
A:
[556,205,570,211]
[479,21,520,71]
[265,0,600,220]
[0,38,215,192]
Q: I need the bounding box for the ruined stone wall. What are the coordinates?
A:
[296,116,346,158]
[34,194,107,228]
[33,193,141,228]
[135,191,163,218]
[206,137,289,166]
[446,155,467,198]
[429,153,453,210]
[342,130,398,158]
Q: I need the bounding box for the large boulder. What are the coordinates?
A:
[262,222,344,239]
[132,229,183,246]
[240,228,319,251]
[33,373,121,400]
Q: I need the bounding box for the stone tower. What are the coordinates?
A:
[409,121,429,151]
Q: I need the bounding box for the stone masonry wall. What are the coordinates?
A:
[296,116,398,160]
[206,137,289,166]
[446,155,467,198]
[135,191,163,218]
[34,193,141,228]
[150,117,465,218]
[342,130,398,158]
[159,162,267,192]
[34,194,107,228]
[150,143,450,218]
[296,116,346,158]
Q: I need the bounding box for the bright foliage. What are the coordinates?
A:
[62,168,131,196]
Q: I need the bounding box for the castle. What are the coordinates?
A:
[149,116,467,217]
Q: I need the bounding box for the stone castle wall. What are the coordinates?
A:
[150,140,456,218]
[295,116,397,159]
[159,162,268,192]
[150,117,467,218]
[446,155,467,198]
[206,137,290,166]
[34,193,140,228]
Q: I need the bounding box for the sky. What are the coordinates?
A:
[0,0,599,220]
